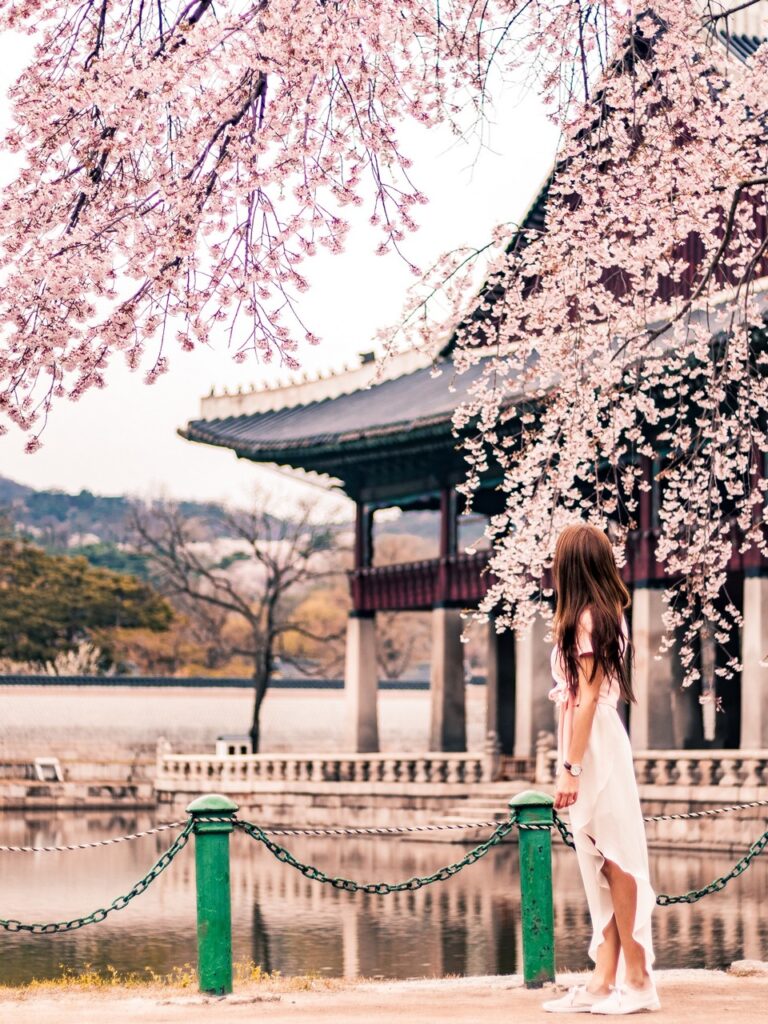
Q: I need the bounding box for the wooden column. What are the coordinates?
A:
[345,501,379,752]
[353,501,373,572]
[629,586,675,749]
[430,487,466,752]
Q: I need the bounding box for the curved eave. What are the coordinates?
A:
[179,411,460,470]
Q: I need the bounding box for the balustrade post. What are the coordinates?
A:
[510,789,556,987]
[186,793,239,995]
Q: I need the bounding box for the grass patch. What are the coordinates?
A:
[0,961,344,996]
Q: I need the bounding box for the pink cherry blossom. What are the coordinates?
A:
[1,2,767,681]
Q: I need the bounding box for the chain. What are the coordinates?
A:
[553,814,577,848]
[642,798,768,822]
[0,816,554,851]
[552,798,768,845]
[0,821,187,854]
[235,813,517,894]
[264,819,512,838]
[655,826,768,905]
[553,813,768,905]
[4,799,766,854]
[0,822,192,933]
[2,805,765,932]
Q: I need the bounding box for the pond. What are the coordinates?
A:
[0,811,765,985]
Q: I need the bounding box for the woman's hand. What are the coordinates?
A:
[554,769,580,810]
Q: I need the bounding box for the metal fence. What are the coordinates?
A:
[1,790,766,993]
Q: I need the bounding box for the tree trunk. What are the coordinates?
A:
[249,664,269,753]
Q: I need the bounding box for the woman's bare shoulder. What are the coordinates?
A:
[575,607,594,655]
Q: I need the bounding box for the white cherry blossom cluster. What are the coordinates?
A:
[437,1,768,688]
[0,0,516,442]
[1,2,766,688]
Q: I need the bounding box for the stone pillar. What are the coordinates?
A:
[630,587,675,749]
[344,612,379,752]
[429,607,466,751]
[669,626,703,749]
[486,619,516,755]
[514,614,556,758]
[740,575,768,748]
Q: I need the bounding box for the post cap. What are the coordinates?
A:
[509,789,554,808]
[186,793,240,815]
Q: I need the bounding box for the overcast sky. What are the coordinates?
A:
[0,30,558,512]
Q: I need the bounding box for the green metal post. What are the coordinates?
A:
[186,793,239,995]
[510,789,556,987]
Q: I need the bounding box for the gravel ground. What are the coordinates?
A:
[2,969,767,1024]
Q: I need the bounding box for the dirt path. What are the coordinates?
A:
[2,970,766,1024]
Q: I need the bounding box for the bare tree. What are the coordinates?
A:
[131,497,345,751]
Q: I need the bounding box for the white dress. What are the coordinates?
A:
[549,609,656,983]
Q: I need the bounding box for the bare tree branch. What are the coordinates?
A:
[129,496,346,749]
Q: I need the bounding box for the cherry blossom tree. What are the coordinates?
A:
[1,1,767,690]
[380,1,768,694]
[0,0,508,442]
[430,1,768,695]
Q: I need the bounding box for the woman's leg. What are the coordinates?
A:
[600,857,652,989]
[587,915,620,994]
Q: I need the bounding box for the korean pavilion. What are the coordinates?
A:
[181,11,768,759]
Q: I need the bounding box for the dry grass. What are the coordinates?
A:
[0,961,349,997]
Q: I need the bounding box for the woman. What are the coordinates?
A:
[542,523,659,1015]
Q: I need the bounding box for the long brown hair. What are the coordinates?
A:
[552,523,635,703]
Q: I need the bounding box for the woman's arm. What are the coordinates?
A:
[553,655,604,810]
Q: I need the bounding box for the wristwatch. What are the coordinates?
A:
[563,760,583,777]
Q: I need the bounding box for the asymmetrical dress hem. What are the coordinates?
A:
[549,609,656,985]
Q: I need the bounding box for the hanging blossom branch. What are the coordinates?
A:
[0,0,685,443]
[4,2,768,688]
[382,1,768,689]
[0,0,548,446]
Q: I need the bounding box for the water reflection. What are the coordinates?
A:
[0,812,765,985]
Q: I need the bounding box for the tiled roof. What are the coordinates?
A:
[184,24,766,472]
[182,356,493,459]
[718,32,764,62]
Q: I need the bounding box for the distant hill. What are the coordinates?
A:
[0,475,464,572]
[0,476,34,504]
[0,476,259,556]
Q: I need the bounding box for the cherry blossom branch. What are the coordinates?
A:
[611,176,768,361]
[702,1,765,25]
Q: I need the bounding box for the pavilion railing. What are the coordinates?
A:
[348,527,768,612]
[349,551,492,612]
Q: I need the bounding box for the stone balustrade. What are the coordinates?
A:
[158,751,489,789]
[531,731,768,850]
[534,731,768,789]
[154,739,767,848]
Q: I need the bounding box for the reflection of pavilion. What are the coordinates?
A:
[182,16,768,758]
